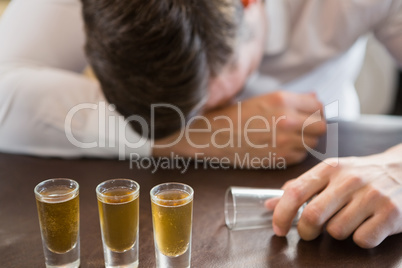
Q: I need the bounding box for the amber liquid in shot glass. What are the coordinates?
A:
[96,179,140,268]
[35,178,80,268]
[151,183,194,268]
[98,188,139,252]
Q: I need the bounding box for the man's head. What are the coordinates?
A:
[82,0,264,139]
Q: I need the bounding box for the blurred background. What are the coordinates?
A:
[0,0,7,15]
[0,0,401,115]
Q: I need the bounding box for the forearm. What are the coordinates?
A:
[151,112,223,159]
[379,143,402,183]
[152,92,326,167]
[0,0,151,158]
[384,143,402,156]
[0,0,87,72]
[0,67,151,158]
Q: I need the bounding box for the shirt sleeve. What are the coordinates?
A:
[374,0,402,66]
[0,0,151,159]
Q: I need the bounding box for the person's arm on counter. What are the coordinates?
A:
[0,0,150,158]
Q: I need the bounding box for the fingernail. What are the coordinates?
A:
[264,199,273,210]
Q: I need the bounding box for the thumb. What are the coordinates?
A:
[265,197,281,211]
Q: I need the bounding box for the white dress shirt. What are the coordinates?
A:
[241,0,402,119]
[0,0,401,158]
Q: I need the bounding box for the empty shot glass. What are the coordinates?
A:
[225,186,305,230]
[150,183,194,268]
[96,179,140,268]
[34,178,80,268]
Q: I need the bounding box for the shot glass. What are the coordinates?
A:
[34,178,80,268]
[96,179,140,268]
[225,186,305,230]
[150,183,194,268]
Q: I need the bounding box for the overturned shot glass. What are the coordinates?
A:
[225,186,305,230]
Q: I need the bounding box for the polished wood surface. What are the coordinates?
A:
[1,117,402,268]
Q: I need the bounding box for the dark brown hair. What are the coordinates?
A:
[82,0,242,139]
